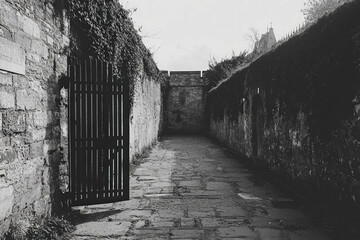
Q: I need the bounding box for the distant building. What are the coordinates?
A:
[253,27,277,56]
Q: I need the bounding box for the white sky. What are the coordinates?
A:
[118,0,307,71]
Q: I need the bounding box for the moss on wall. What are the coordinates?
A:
[207,0,360,211]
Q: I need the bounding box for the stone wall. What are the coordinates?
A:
[163,71,206,133]
[130,73,162,161]
[0,0,69,237]
[207,1,360,210]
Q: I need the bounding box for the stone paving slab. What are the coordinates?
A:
[73,221,132,237]
[216,226,256,238]
[70,135,336,240]
[188,207,215,218]
[216,207,247,218]
[110,209,153,221]
[171,229,205,239]
[112,199,142,210]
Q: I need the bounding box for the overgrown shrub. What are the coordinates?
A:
[206,51,247,89]
[63,0,164,105]
[4,217,74,240]
[26,217,74,240]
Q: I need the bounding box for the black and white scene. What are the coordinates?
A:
[0,0,360,239]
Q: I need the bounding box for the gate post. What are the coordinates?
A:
[59,75,70,200]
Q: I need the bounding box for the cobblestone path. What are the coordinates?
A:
[71,135,334,239]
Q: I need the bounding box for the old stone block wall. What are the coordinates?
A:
[0,0,69,236]
[130,72,162,161]
[207,1,360,209]
[163,71,206,133]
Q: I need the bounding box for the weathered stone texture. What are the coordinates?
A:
[130,74,162,161]
[2,111,26,134]
[0,0,69,237]
[16,89,38,110]
[164,71,206,133]
[207,1,360,213]
[0,149,16,163]
[0,186,14,223]
[0,87,15,109]
[0,72,12,86]
[16,12,40,38]
[33,110,49,128]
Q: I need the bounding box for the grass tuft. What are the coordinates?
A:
[25,217,74,240]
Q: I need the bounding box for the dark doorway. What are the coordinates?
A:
[251,94,264,156]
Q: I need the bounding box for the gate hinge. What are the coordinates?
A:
[58,75,70,89]
[60,191,72,209]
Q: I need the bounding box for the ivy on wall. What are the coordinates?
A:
[63,0,163,104]
[207,70,246,122]
[206,0,360,210]
[206,52,248,90]
[208,0,360,139]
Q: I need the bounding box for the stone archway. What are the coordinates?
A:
[251,94,264,156]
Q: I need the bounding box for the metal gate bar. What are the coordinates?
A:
[68,57,129,206]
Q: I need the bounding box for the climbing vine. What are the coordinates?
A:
[206,51,248,90]
[206,0,360,210]
[63,0,162,104]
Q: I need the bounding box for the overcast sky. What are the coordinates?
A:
[118,0,307,71]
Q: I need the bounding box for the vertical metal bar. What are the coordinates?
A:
[103,62,109,198]
[83,59,87,199]
[117,79,121,197]
[87,58,93,199]
[76,63,82,201]
[69,64,76,203]
[109,64,114,197]
[123,76,130,200]
[98,59,103,198]
[113,75,118,197]
[81,60,87,199]
[119,78,123,197]
[92,58,98,199]
[97,59,101,199]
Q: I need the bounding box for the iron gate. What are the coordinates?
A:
[68,57,129,206]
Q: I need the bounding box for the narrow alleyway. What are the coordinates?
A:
[70,135,335,240]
